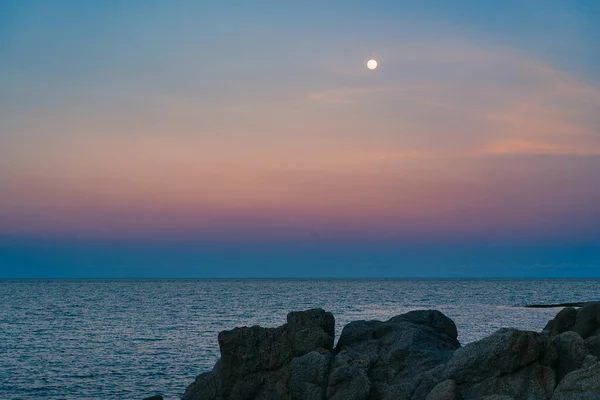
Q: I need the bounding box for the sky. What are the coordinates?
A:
[1,1,599,277]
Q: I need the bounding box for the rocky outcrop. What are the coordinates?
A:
[573,303,600,339]
[525,302,596,308]
[290,350,332,400]
[179,304,600,400]
[181,309,334,400]
[585,335,600,357]
[551,332,587,382]
[543,303,600,339]
[328,310,460,399]
[430,328,557,400]
[425,380,463,400]
[542,308,578,337]
[552,362,600,399]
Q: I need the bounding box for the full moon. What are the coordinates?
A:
[367,59,378,70]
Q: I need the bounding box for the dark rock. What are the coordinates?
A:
[288,309,335,356]
[551,331,588,382]
[181,370,220,400]
[217,324,293,399]
[388,309,458,340]
[526,302,594,308]
[290,350,331,400]
[542,307,577,336]
[142,396,163,400]
[425,379,463,400]
[446,329,551,378]
[584,335,600,357]
[439,329,556,399]
[326,348,371,400]
[543,303,600,339]
[582,354,597,368]
[572,303,600,339]
[460,362,555,400]
[552,362,600,399]
[379,384,411,400]
[179,306,600,400]
[329,310,460,399]
[182,308,334,400]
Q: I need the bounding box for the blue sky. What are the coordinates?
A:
[1,1,599,277]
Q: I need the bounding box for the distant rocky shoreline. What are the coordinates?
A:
[525,301,599,309]
[149,303,600,400]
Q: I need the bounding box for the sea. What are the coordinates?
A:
[1,279,598,400]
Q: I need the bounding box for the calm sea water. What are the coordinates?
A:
[1,279,599,399]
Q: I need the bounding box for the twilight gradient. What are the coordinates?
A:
[1,1,599,277]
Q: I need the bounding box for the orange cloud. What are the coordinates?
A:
[484,139,600,156]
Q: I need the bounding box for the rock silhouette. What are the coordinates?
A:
[178,304,600,400]
[543,303,600,339]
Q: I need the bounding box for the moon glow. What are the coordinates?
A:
[367,59,378,70]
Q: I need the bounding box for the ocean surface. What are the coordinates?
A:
[1,279,599,399]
